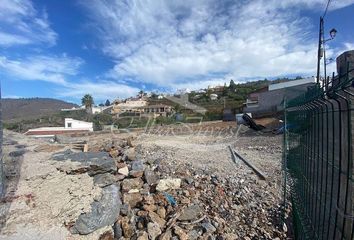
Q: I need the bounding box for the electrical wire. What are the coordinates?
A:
[322,0,332,18]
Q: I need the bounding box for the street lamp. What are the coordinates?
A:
[329,28,337,39]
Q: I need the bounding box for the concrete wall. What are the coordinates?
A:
[245,83,315,114]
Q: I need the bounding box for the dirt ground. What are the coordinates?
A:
[0,121,287,239]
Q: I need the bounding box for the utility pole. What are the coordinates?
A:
[316,17,324,84]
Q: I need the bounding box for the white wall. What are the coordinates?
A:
[64,118,93,131]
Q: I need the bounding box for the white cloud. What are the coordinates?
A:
[0,0,57,46]
[57,80,140,100]
[0,55,84,84]
[82,0,353,91]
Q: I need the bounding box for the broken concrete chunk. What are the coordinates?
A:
[156,178,181,191]
[178,204,203,221]
[70,184,121,235]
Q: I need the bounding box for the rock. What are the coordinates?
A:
[173,226,188,240]
[124,148,136,161]
[123,192,143,208]
[156,178,181,191]
[122,178,144,192]
[149,211,166,229]
[157,207,166,219]
[120,203,131,216]
[118,166,129,176]
[143,204,157,212]
[137,231,149,240]
[159,230,172,240]
[188,230,200,240]
[147,222,161,240]
[202,222,217,234]
[9,149,26,157]
[70,184,121,235]
[144,168,159,185]
[93,173,118,187]
[113,221,122,239]
[52,150,116,176]
[178,204,203,221]
[144,195,155,205]
[130,160,145,177]
[121,217,135,238]
[98,229,114,240]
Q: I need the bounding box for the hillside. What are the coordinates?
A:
[1,98,78,122]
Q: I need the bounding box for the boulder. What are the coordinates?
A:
[52,150,116,176]
[70,184,121,235]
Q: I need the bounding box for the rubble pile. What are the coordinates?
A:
[50,135,286,239]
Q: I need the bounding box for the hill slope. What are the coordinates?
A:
[1,98,78,122]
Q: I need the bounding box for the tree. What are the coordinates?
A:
[105,99,111,106]
[229,79,236,92]
[139,90,144,97]
[81,94,94,114]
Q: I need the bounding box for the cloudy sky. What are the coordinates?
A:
[1,0,353,103]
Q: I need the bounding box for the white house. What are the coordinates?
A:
[210,93,218,100]
[25,118,93,137]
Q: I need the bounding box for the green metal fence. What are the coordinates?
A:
[284,66,354,239]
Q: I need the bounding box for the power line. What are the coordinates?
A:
[323,0,332,18]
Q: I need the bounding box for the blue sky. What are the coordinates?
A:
[0,0,353,104]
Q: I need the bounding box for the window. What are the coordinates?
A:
[67,123,72,128]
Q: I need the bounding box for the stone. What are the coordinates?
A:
[143,204,157,212]
[122,178,144,192]
[173,226,188,240]
[157,207,166,219]
[137,231,149,240]
[118,166,129,176]
[202,222,217,234]
[156,178,181,191]
[121,217,135,238]
[98,229,114,240]
[113,221,122,239]
[124,148,136,161]
[123,192,143,208]
[144,195,155,205]
[149,211,166,229]
[147,222,161,240]
[188,230,200,240]
[93,173,118,187]
[9,149,26,157]
[144,168,159,185]
[178,204,203,221]
[159,230,172,240]
[52,150,116,176]
[130,160,145,177]
[120,203,131,216]
[70,184,121,235]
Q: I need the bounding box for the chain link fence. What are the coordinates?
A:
[284,65,354,239]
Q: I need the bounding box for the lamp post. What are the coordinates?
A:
[316,17,337,84]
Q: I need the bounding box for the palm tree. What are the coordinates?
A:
[81,94,94,114]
